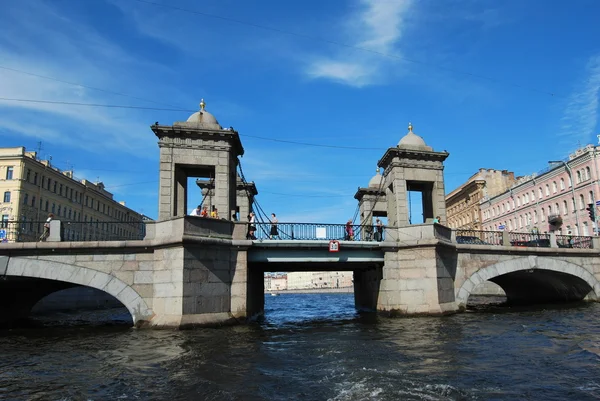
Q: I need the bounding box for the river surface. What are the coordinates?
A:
[1,294,599,401]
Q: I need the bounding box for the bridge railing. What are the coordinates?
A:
[0,220,45,242]
[556,234,593,249]
[455,229,503,245]
[251,222,390,241]
[452,229,596,249]
[508,232,551,247]
[0,220,145,242]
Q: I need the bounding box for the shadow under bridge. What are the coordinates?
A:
[247,240,385,271]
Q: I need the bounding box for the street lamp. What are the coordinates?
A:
[549,160,580,232]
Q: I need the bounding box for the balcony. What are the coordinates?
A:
[548,214,562,225]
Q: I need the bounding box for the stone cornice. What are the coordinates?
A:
[354,187,385,200]
[378,147,449,170]
[151,124,244,156]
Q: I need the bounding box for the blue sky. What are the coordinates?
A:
[1,0,599,224]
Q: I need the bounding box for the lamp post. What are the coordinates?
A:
[549,160,580,233]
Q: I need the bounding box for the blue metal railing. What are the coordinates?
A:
[250,222,387,241]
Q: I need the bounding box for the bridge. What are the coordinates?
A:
[0,105,598,328]
[1,219,598,328]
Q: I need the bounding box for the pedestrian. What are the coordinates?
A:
[248,212,257,240]
[345,219,354,241]
[190,204,202,216]
[200,205,208,217]
[433,216,440,224]
[211,207,219,219]
[270,213,279,239]
[39,213,54,241]
[375,218,383,242]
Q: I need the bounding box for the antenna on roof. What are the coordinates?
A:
[36,141,43,160]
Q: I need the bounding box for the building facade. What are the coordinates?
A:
[0,147,147,242]
[481,144,600,236]
[446,169,516,230]
[264,273,287,291]
[286,271,353,290]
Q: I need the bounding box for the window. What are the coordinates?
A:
[57,205,61,216]
[563,200,568,215]
[26,169,31,182]
[560,178,565,190]
[45,200,49,211]
[555,203,559,214]
[31,196,36,207]
[534,210,538,223]
[572,197,576,212]
[3,191,10,203]
[34,172,38,185]
[531,191,535,201]
[577,171,582,183]
[51,203,56,214]
[586,167,591,180]
[517,197,521,207]
[539,187,543,198]
[53,181,57,193]
[580,194,586,209]
[541,208,545,221]
[1,215,8,228]
[589,191,594,204]
[5,166,14,180]
[47,179,51,190]
[23,193,28,205]
[59,184,63,196]
[552,181,557,193]
[545,184,550,196]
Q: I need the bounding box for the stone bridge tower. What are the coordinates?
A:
[354,168,387,239]
[378,123,449,227]
[152,100,244,221]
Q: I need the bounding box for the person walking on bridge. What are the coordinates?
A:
[270,213,279,239]
[39,213,54,242]
[345,219,354,241]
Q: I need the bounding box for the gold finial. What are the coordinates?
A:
[200,99,206,111]
[408,122,413,132]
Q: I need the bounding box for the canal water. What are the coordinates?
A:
[1,294,599,400]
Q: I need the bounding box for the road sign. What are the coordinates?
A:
[595,200,600,206]
[498,225,505,230]
[328,240,340,252]
[0,229,5,240]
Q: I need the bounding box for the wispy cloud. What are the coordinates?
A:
[305,0,413,87]
[0,0,174,156]
[559,55,600,145]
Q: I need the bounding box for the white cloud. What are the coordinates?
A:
[306,0,413,87]
[559,55,600,144]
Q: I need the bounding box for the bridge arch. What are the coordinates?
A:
[456,257,600,308]
[4,257,154,326]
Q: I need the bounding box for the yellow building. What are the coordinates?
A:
[0,147,147,242]
[446,168,516,230]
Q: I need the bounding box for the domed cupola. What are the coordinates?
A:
[175,99,222,130]
[397,123,431,151]
[368,168,383,188]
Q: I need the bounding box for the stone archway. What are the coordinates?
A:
[5,257,154,325]
[456,256,600,307]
